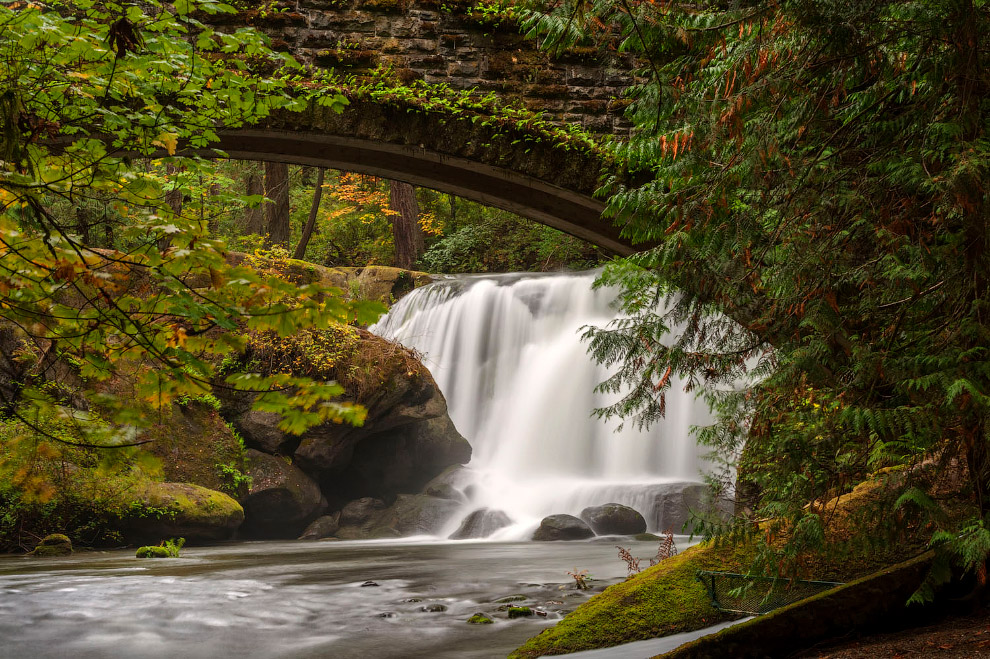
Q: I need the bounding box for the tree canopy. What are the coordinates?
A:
[0,0,377,456]
[521,0,990,588]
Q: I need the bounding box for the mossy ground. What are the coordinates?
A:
[510,476,934,658]
[509,542,752,658]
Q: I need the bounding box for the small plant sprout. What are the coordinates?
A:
[567,568,590,590]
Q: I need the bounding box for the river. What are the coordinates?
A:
[0,537,690,659]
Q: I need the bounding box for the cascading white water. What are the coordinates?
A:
[370,270,713,539]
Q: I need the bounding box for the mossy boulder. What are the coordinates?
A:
[30,534,73,557]
[508,606,534,619]
[123,482,244,544]
[135,545,171,558]
[467,612,494,624]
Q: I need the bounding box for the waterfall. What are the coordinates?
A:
[370,271,713,539]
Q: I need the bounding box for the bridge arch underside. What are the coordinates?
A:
[208,102,636,256]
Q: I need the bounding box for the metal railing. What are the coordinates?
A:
[696,570,843,615]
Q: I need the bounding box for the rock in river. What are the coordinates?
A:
[449,508,512,540]
[531,514,594,541]
[579,503,647,535]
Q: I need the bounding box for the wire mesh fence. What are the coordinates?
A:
[696,571,843,615]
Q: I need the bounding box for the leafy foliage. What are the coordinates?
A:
[0,0,380,463]
[521,0,990,591]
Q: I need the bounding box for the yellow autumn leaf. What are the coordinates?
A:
[152,131,179,155]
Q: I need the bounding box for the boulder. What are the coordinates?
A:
[293,426,362,476]
[299,512,341,540]
[241,450,324,537]
[467,613,493,624]
[648,482,710,534]
[335,494,461,539]
[339,497,386,526]
[423,465,473,501]
[531,514,594,541]
[232,409,296,455]
[580,503,647,535]
[449,508,513,540]
[30,534,72,557]
[124,482,244,543]
[369,492,461,537]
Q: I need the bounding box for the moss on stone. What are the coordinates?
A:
[135,545,170,558]
[508,606,534,619]
[30,533,73,557]
[494,595,528,603]
[467,612,494,624]
[124,482,244,543]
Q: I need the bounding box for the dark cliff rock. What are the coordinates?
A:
[240,450,325,538]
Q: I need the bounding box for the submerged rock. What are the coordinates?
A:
[135,546,170,558]
[449,508,512,540]
[241,450,323,538]
[531,514,594,541]
[30,534,72,557]
[421,603,448,613]
[467,613,494,625]
[579,503,647,536]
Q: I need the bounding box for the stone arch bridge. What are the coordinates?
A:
[205,0,640,254]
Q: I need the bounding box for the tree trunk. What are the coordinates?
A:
[159,163,182,251]
[264,162,291,249]
[75,206,91,246]
[294,168,324,260]
[244,167,265,235]
[389,180,423,270]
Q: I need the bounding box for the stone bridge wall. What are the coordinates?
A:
[220,0,635,133]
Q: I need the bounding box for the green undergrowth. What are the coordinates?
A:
[0,416,163,551]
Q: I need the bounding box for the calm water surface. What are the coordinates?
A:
[0,538,687,659]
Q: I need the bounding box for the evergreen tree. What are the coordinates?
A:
[521,0,990,587]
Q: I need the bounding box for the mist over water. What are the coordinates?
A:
[371,271,713,538]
